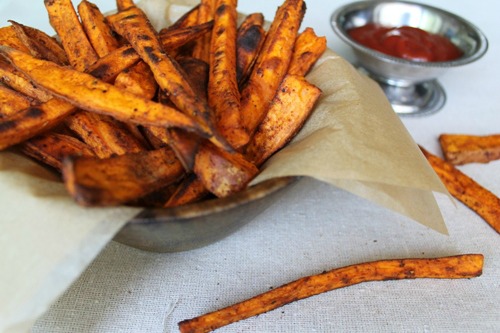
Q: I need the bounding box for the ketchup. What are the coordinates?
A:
[347,23,463,62]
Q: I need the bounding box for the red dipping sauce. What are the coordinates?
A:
[348,23,463,62]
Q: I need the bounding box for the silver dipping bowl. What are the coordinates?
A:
[331,0,488,115]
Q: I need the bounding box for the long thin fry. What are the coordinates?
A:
[109,5,229,150]
[9,20,68,65]
[0,59,52,102]
[288,27,326,76]
[0,98,77,150]
[44,0,98,71]
[178,254,484,333]
[78,0,120,57]
[421,147,500,234]
[236,13,265,85]
[0,26,30,53]
[192,0,215,62]
[240,0,306,135]
[208,0,248,149]
[0,46,204,135]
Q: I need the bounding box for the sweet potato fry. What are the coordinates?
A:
[86,45,141,82]
[164,173,209,207]
[0,98,77,150]
[192,0,215,62]
[236,13,265,85]
[240,0,306,135]
[178,254,484,333]
[109,5,228,150]
[116,0,135,12]
[114,61,158,100]
[194,141,258,198]
[288,27,326,76]
[0,59,52,102]
[0,26,30,53]
[164,4,200,30]
[159,21,214,51]
[62,147,185,206]
[0,46,204,135]
[208,0,248,149]
[22,132,95,170]
[439,134,500,165]
[9,20,68,65]
[65,112,146,158]
[149,57,208,170]
[245,74,321,166]
[0,84,33,117]
[78,0,120,57]
[44,0,98,71]
[421,147,500,234]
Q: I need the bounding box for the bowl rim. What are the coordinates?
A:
[126,176,299,224]
[330,0,489,68]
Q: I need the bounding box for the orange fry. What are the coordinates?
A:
[421,147,500,234]
[0,46,203,135]
[240,0,306,135]
[78,0,120,57]
[44,0,98,71]
[288,27,327,76]
[208,0,248,149]
[245,74,321,166]
[109,5,229,150]
[0,85,32,117]
[179,254,484,333]
[439,133,500,165]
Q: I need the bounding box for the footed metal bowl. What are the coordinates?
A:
[113,177,298,252]
[331,0,488,115]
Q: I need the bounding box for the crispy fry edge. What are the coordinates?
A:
[178,254,484,333]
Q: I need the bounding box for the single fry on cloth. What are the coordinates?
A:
[178,254,484,333]
[208,0,249,149]
[0,46,205,135]
[421,147,500,234]
[245,74,322,166]
[240,0,306,135]
[62,147,184,206]
[439,133,500,165]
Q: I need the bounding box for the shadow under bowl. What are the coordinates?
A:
[113,176,299,253]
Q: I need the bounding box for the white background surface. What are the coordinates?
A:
[0,0,498,332]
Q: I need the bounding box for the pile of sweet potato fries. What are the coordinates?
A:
[0,0,326,207]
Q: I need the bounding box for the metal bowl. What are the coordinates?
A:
[113,177,298,252]
[331,0,488,115]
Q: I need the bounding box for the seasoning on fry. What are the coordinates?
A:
[421,147,500,234]
[178,254,484,333]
